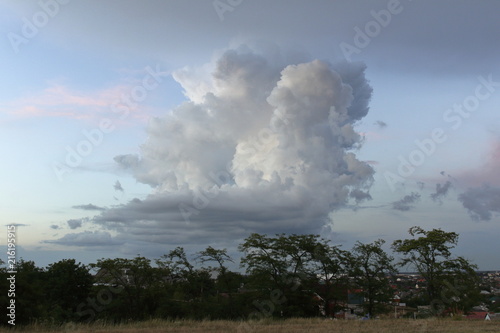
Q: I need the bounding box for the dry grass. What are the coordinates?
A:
[1,317,498,333]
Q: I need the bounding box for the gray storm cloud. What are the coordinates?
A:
[392,192,421,211]
[67,219,83,230]
[430,180,452,203]
[44,231,122,247]
[103,47,374,244]
[458,185,500,221]
[349,189,373,204]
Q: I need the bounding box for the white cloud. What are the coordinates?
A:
[98,46,374,246]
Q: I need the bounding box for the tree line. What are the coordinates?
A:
[0,226,481,325]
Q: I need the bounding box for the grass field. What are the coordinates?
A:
[1,318,498,333]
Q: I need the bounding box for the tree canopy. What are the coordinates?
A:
[392,226,480,314]
[0,227,484,325]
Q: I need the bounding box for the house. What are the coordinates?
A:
[466,311,490,320]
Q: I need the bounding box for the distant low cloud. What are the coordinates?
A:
[431,181,452,204]
[374,120,387,129]
[4,80,150,125]
[349,189,372,204]
[44,231,122,247]
[50,225,60,230]
[458,185,500,221]
[392,192,421,211]
[67,218,85,229]
[114,180,124,192]
[72,204,105,211]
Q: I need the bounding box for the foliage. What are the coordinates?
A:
[349,239,396,317]
[46,259,93,321]
[0,228,484,326]
[392,226,480,314]
[239,233,350,317]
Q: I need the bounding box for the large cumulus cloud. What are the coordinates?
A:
[94,46,374,246]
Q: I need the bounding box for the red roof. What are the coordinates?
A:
[348,289,363,294]
[466,311,489,320]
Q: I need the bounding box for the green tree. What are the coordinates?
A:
[11,260,47,324]
[308,238,350,317]
[157,247,214,303]
[239,233,346,317]
[90,256,161,320]
[196,246,234,293]
[350,239,396,318]
[156,247,193,279]
[46,259,93,321]
[392,226,479,314]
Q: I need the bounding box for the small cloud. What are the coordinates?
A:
[50,225,60,230]
[114,154,140,170]
[114,180,124,192]
[392,192,421,211]
[374,120,387,129]
[349,189,372,204]
[67,218,85,230]
[430,181,452,203]
[72,203,105,211]
[416,181,425,190]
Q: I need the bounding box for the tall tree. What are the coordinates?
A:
[157,247,214,302]
[309,239,350,317]
[239,233,317,291]
[239,233,347,317]
[239,233,289,291]
[196,246,234,293]
[90,256,160,319]
[156,247,193,278]
[350,239,396,317]
[392,226,479,314]
[11,260,47,324]
[46,259,93,321]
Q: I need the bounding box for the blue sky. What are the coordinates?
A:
[1,0,499,270]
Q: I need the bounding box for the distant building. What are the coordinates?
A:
[466,311,490,320]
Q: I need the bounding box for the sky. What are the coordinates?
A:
[1,0,499,271]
